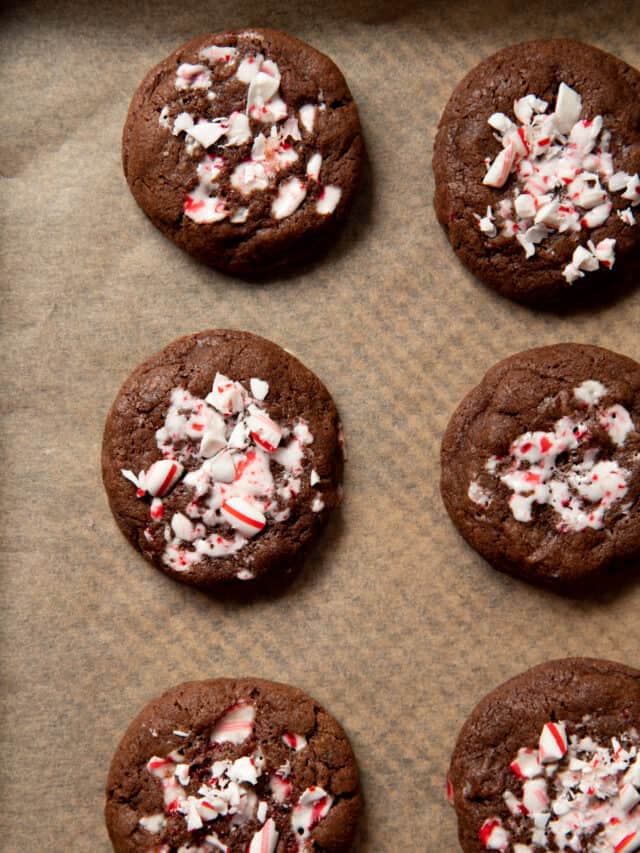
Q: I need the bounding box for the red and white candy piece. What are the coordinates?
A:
[247,411,282,452]
[211,701,255,745]
[247,817,279,853]
[478,818,509,851]
[510,747,542,779]
[483,141,516,188]
[205,833,230,852]
[206,374,245,416]
[282,732,307,752]
[522,778,549,814]
[616,832,640,853]
[538,722,568,763]
[272,177,307,220]
[144,460,184,497]
[291,786,333,845]
[220,497,266,538]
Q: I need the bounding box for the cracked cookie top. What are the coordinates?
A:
[105,678,360,852]
[122,29,364,275]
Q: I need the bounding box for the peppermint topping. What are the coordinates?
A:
[282,732,307,752]
[469,380,636,533]
[211,702,255,745]
[291,786,333,849]
[475,719,640,851]
[138,704,333,850]
[120,375,322,578]
[476,81,639,284]
[157,38,341,224]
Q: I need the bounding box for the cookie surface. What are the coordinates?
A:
[433,39,640,304]
[105,678,360,852]
[440,343,640,589]
[102,330,344,589]
[448,658,640,852]
[122,29,364,275]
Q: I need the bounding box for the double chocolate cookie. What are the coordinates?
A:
[105,677,360,852]
[448,658,640,852]
[433,40,640,304]
[441,343,640,590]
[102,330,344,589]
[123,29,364,275]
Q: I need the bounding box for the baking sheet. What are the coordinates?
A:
[2,1,640,849]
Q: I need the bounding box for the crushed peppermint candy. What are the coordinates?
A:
[475,81,639,285]
[468,379,637,533]
[137,702,334,851]
[157,37,341,225]
[121,373,321,579]
[469,717,640,852]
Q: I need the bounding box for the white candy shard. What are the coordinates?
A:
[316,185,341,215]
[483,141,515,187]
[510,747,542,779]
[171,512,196,542]
[176,63,211,90]
[199,45,238,64]
[144,460,184,497]
[307,152,322,182]
[310,469,320,487]
[230,206,249,223]
[539,722,568,763]
[246,411,282,451]
[138,813,166,833]
[291,787,333,845]
[272,177,307,219]
[553,83,582,134]
[211,702,255,744]
[479,818,510,851]
[221,497,266,537]
[247,818,278,853]
[205,449,236,483]
[206,374,245,415]
[574,379,607,406]
[187,119,229,148]
[299,104,317,133]
[282,732,307,751]
[522,778,549,814]
[250,378,269,400]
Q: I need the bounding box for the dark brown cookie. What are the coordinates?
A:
[105,677,360,852]
[448,658,640,853]
[440,343,640,590]
[433,39,640,305]
[102,330,344,589]
[122,29,364,276]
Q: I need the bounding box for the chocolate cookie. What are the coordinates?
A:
[122,29,364,275]
[102,330,344,589]
[433,39,640,304]
[105,677,360,852]
[440,343,640,589]
[448,658,640,853]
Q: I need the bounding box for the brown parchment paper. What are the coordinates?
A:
[2,1,640,850]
